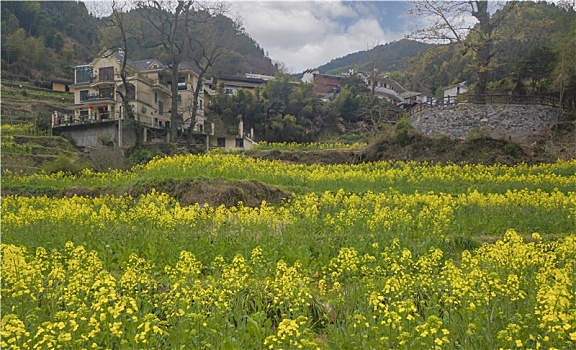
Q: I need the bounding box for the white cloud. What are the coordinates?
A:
[231,1,408,73]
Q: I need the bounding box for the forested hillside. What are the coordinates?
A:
[315,39,434,75]
[310,2,575,109]
[398,2,576,107]
[0,1,276,83]
[1,1,101,81]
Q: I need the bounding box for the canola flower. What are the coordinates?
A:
[1,123,35,135]
[2,157,576,348]
[3,154,576,194]
[251,141,368,151]
[2,231,576,348]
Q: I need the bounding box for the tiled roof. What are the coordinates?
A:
[127,59,165,70]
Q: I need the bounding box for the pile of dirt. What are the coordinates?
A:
[62,178,290,208]
[126,178,290,207]
[6,178,290,208]
[245,149,364,165]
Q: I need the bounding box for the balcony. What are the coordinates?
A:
[52,109,118,128]
[143,76,171,93]
[77,91,117,105]
[90,76,115,88]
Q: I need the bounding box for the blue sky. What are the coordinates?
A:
[229,1,415,73]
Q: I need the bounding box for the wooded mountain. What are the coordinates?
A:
[398,1,576,107]
[1,1,276,83]
[312,2,574,109]
[315,39,434,75]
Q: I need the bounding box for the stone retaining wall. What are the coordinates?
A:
[409,104,560,140]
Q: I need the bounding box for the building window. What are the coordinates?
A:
[154,92,158,103]
[158,101,163,115]
[99,66,114,82]
[235,138,244,148]
[124,84,135,100]
[99,88,114,99]
[154,118,158,126]
[75,66,92,84]
[225,88,233,95]
[178,76,186,90]
[217,138,226,147]
[199,99,203,110]
[80,90,89,102]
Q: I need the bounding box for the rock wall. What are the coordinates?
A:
[409,104,560,140]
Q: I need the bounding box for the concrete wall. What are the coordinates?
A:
[209,136,255,150]
[56,123,120,148]
[409,104,560,140]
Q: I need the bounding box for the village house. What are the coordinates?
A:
[443,82,469,104]
[366,76,406,103]
[51,79,72,93]
[67,49,206,132]
[211,76,267,95]
[301,70,342,95]
[53,49,207,146]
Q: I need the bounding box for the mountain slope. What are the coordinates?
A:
[315,39,434,75]
[1,1,276,82]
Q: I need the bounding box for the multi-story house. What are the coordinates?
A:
[56,49,206,145]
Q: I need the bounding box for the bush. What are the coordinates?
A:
[128,147,165,165]
[42,154,87,175]
[395,117,414,146]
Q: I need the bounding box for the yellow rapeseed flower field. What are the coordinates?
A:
[2,154,575,348]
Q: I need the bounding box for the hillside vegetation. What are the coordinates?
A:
[315,39,434,75]
[1,1,276,82]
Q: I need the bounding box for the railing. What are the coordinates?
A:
[52,111,118,128]
[465,94,560,107]
[79,93,116,103]
[408,94,561,116]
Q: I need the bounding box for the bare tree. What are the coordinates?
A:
[100,0,143,147]
[135,0,233,142]
[358,95,401,135]
[185,8,238,140]
[136,0,195,141]
[408,1,516,97]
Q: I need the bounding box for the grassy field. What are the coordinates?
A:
[2,150,576,349]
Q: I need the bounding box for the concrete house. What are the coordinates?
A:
[56,49,206,146]
[211,76,267,95]
[367,76,406,103]
[443,82,469,104]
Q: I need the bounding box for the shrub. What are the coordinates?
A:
[41,154,87,175]
[395,116,414,146]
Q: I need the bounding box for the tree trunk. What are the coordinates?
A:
[187,69,207,140]
[170,62,179,141]
[473,1,494,100]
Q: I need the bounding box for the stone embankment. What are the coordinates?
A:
[409,104,560,140]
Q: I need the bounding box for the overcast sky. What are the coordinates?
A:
[229,1,414,73]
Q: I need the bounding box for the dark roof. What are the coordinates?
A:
[216,76,267,85]
[109,49,200,73]
[52,79,73,84]
[127,59,165,70]
[109,50,165,70]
